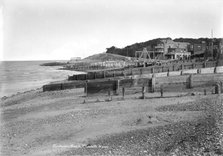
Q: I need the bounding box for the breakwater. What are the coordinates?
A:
[42,60,223,94]
[68,60,217,81]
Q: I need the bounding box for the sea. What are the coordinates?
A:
[0,61,82,98]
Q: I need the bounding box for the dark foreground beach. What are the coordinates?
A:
[0,86,223,156]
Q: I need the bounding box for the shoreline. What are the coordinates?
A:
[0,60,83,100]
[1,87,42,101]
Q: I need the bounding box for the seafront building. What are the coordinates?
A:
[137,38,191,60]
[138,38,223,60]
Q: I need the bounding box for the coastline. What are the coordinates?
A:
[0,61,83,99]
[1,87,42,101]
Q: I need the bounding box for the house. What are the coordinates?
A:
[154,38,190,59]
[69,57,82,63]
[165,51,191,60]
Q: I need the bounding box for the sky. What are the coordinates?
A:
[0,0,223,61]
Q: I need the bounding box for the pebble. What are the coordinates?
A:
[60,95,223,155]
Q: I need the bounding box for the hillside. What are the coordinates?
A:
[83,53,132,62]
[105,38,164,57]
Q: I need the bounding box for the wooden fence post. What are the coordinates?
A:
[103,71,106,78]
[186,74,193,89]
[115,80,120,95]
[160,85,164,97]
[85,81,88,97]
[192,63,195,69]
[94,72,96,79]
[140,68,143,75]
[181,64,184,70]
[204,89,207,95]
[220,81,223,92]
[108,89,111,101]
[123,70,126,77]
[203,62,206,68]
[108,89,111,96]
[122,87,125,99]
[215,83,221,94]
[152,75,156,92]
[214,66,217,73]
[142,86,146,99]
[148,75,156,93]
[180,70,183,75]
[152,67,155,74]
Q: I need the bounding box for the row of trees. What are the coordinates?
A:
[106,38,164,57]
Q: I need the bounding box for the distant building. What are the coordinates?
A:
[188,41,207,57]
[153,38,190,59]
[69,57,81,63]
[70,57,81,61]
[165,51,191,60]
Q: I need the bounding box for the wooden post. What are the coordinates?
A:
[173,65,175,71]
[115,80,120,95]
[142,86,146,99]
[187,74,193,89]
[180,70,183,75]
[108,89,111,97]
[167,68,170,76]
[214,67,217,73]
[162,66,164,72]
[94,72,96,79]
[220,81,223,92]
[152,67,155,74]
[215,83,221,94]
[204,89,207,95]
[85,81,88,97]
[140,68,143,75]
[203,62,206,68]
[103,71,106,78]
[122,87,125,99]
[181,64,184,70]
[152,75,156,92]
[160,85,164,97]
[192,63,195,69]
[148,75,156,93]
[76,75,79,80]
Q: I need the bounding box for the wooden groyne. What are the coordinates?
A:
[43,60,223,94]
[43,72,223,96]
[43,81,85,92]
[68,60,218,81]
